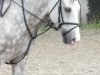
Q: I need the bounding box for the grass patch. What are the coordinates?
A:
[81,23,100,30]
[39,22,100,31]
[36,22,54,34]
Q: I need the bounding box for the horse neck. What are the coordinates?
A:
[18,0,52,34]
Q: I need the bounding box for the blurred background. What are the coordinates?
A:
[79,0,100,29]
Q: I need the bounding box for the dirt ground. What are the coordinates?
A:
[0,29,100,75]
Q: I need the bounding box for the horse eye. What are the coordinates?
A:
[65,7,71,12]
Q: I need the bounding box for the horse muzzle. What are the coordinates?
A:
[62,28,80,45]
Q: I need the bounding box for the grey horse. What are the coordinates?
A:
[0,0,81,75]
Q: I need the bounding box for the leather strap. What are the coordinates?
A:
[0,0,11,17]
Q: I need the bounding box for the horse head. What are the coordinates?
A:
[49,0,81,45]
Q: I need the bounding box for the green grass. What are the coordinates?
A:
[81,23,100,30]
[39,22,100,31]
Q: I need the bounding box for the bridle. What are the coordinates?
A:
[0,0,80,35]
[0,0,80,64]
[48,0,80,35]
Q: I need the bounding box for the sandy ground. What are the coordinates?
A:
[0,29,100,75]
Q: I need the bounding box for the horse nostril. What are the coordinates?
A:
[65,7,71,12]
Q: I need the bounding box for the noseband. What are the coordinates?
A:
[48,0,80,35]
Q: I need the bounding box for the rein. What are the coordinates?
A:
[4,0,80,64]
[0,0,11,17]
